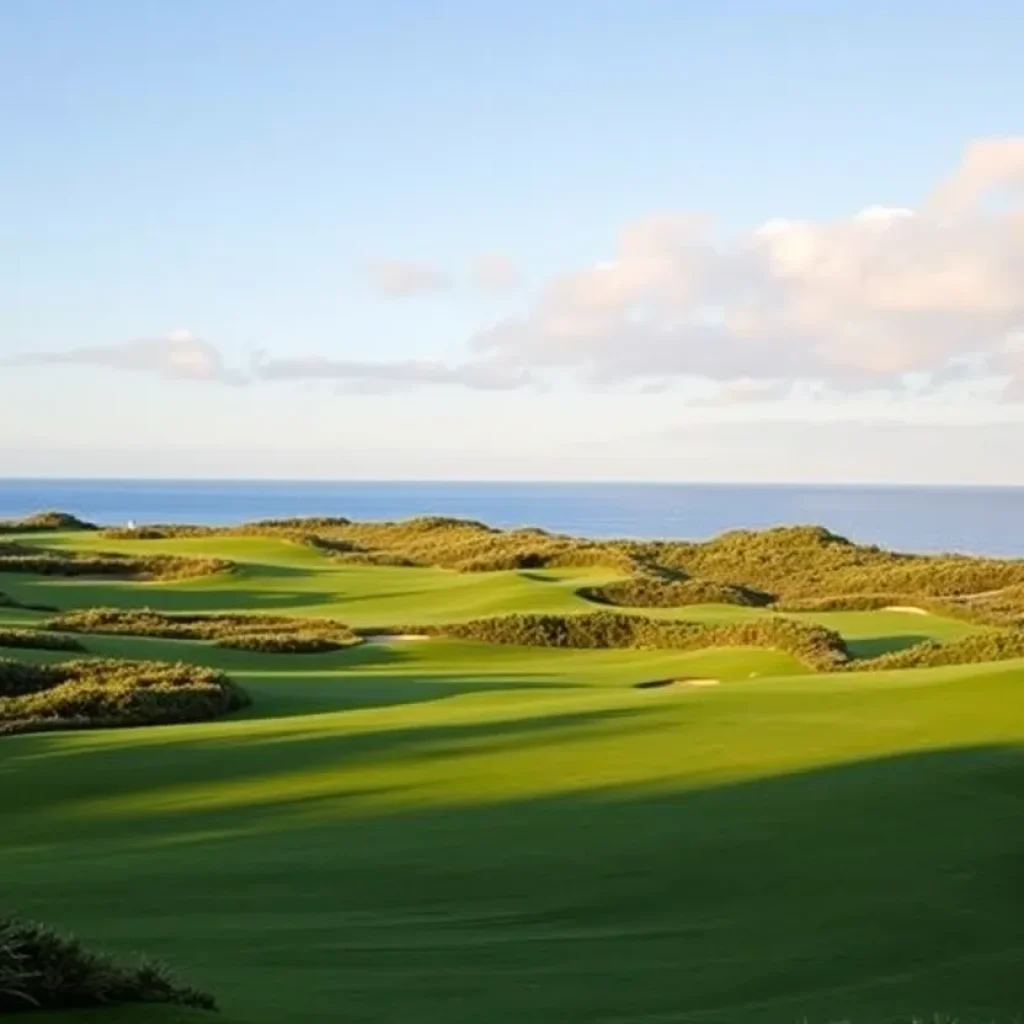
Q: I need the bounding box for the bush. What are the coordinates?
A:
[19,508,1024,626]
[773,593,1016,627]
[100,526,170,540]
[47,608,360,649]
[0,511,96,535]
[0,913,215,1013]
[0,657,250,735]
[582,573,772,609]
[0,629,84,653]
[217,631,357,653]
[414,611,849,671]
[0,546,232,581]
[849,628,1024,672]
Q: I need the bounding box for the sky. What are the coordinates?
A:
[3,0,1024,483]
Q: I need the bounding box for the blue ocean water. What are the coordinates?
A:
[0,478,1022,556]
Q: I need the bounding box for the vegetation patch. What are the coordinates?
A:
[0,545,233,581]
[850,628,1024,672]
[0,511,97,535]
[216,631,355,653]
[413,611,850,671]
[582,572,772,609]
[0,912,215,1014]
[0,656,249,735]
[774,592,1016,627]
[47,607,361,651]
[47,510,1024,625]
[0,628,84,653]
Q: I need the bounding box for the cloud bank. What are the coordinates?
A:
[473,137,1024,395]
[8,139,1024,402]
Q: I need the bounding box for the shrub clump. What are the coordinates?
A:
[46,608,360,652]
[0,628,84,653]
[582,573,772,609]
[414,611,849,671]
[0,913,215,1014]
[0,511,97,535]
[773,592,1016,627]
[0,546,232,581]
[0,657,250,735]
[849,628,1024,672]
[216,631,355,653]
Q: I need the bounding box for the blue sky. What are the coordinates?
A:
[3,0,1024,482]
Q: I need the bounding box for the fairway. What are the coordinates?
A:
[3,523,1024,1022]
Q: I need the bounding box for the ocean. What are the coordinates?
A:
[1,479,1022,557]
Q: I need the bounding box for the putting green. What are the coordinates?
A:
[2,530,1023,1022]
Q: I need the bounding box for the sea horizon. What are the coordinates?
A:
[3,477,1024,558]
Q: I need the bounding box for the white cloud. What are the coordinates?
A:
[2,332,243,384]
[929,137,1024,214]
[253,355,532,391]
[473,138,1024,396]
[365,260,450,296]
[4,334,533,393]
[471,253,522,290]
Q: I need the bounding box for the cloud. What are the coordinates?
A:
[2,331,244,384]
[3,332,533,393]
[929,137,1024,214]
[472,138,1024,396]
[365,260,450,296]
[471,253,522,290]
[253,355,531,391]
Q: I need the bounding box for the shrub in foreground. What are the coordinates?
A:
[414,611,849,671]
[0,657,250,735]
[0,913,215,1014]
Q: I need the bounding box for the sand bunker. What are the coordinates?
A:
[634,677,720,690]
[883,606,929,615]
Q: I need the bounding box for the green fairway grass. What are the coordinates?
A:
[2,523,1023,1022]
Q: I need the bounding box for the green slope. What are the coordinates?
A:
[2,529,1023,1022]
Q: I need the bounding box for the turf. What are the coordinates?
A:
[2,530,1022,1022]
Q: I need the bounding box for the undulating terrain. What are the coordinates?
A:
[2,513,1023,1023]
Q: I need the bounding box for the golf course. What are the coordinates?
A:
[2,513,1023,1023]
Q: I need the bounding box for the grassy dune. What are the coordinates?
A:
[2,525,1023,1022]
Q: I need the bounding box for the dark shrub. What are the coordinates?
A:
[0,913,215,1013]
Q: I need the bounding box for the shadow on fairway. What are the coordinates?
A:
[4,744,1023,1024]
[238,671,575,717]
[846,633,937,659]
